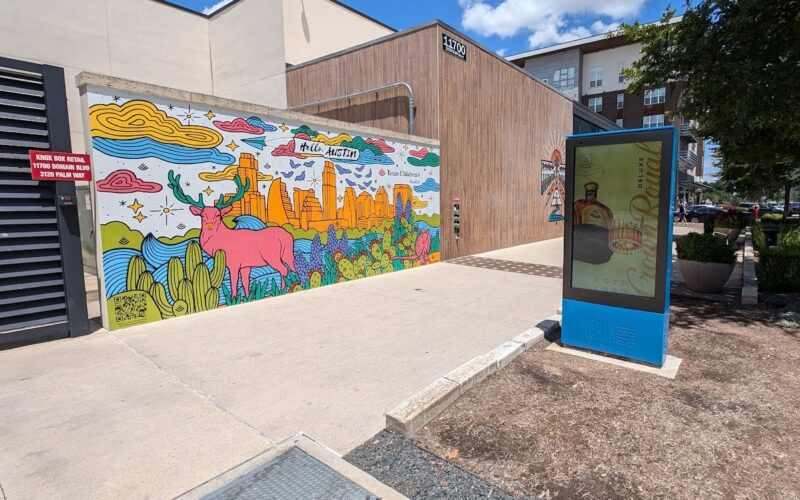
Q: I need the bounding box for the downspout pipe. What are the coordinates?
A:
[287,82,415,135]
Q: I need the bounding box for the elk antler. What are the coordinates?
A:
[167,170,205,208]
[215,174,251,209]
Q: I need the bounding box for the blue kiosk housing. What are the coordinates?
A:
[561,127,677,366]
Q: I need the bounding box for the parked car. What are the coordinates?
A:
[768,203,784,214]
[737,202,757,214]
[685,205,724,223]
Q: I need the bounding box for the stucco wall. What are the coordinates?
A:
[581,44,642,96]
[0,0,288,154]
[0,0,214,154]
[209,0,288,107]
[282,0,394,65]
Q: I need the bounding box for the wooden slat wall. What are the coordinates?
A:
[286,27,440,139]
[437,26,573,258]
[286,24,574,260]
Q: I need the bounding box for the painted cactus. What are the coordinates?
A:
[126,242,226,319]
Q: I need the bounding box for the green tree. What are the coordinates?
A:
[619,0,800,215]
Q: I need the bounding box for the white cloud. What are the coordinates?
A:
[496,48,508,56]
[202,0,234,15]
[458,0,645,49]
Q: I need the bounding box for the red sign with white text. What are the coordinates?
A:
[29,150,92,181]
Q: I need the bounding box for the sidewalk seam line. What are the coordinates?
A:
[108,332,277,446]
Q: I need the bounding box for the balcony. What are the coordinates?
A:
[679,150,699,170]
[679,122,698,143]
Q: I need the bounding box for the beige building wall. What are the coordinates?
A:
[0,0,288,154]
[209,0,288,107]
[282,0,394,65]
[580,43,642,96]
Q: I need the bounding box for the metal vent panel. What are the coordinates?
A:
[0,64,68,336]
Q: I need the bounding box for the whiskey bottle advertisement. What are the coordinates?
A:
[572,141,662,298]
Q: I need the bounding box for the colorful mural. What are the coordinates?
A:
[540,134,566,223]
[87,90,440,330]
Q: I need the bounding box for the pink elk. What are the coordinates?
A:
[167,170,296,298]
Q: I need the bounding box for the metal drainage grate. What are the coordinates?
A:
[201,447,378,500]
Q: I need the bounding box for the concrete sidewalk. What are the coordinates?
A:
[0,238,564,499]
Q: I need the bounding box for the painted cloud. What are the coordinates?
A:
[199,164,272,182]
[92,137,235,165]
[414,178,440,193]
[96,169,163,193]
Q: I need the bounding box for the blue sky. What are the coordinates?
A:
[174,0,679,56]
[168,0,714,180]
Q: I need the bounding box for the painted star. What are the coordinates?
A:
[203,186,214,196]
[337,195,344,203]
[278,123,289,132]
[149,196,183,226]
[205,110,215,120]
[112,95,121,102]
[168,104,174,110]
[119,200,127,207]
[127,199,143,213]
[184,181,191,187]
[308,173,320,188]
[133,212,147,223]
[179,105,195,124]
[226,140,239,151]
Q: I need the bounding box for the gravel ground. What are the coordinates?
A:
[415,296,800,499]
[345,430,523,499]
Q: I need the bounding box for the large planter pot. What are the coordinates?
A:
[678,258,735,293]
[715,227,742,244]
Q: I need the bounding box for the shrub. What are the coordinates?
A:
[676,232,737,264]
[778,227,800,249]
[757,246,800,292]
[752,222,766,251]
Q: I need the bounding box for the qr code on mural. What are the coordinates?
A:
[113,291,148,324]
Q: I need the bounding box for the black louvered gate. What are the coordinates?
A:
[0,56,88,349]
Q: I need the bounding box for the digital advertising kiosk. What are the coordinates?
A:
[562,127,677,366]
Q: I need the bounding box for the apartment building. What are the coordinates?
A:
[508,20,705,189]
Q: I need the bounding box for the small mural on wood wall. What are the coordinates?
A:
[540,133,566,223]
[86,89,440,330]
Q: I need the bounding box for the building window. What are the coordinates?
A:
[532,70,549,84]
[643,114,665,128]
[616,118,624,128]
[589,66,604,88]
[619,72,625,84]
[588,97,602,112]
[644,87,666,105]
[552,66,576,91]
[616,93,624,109]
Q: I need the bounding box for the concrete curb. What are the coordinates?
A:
[385,315,562,436]
[742,228,758,305]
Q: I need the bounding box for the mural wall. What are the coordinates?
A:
[85,88,440,330]
[540,132,566,224]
